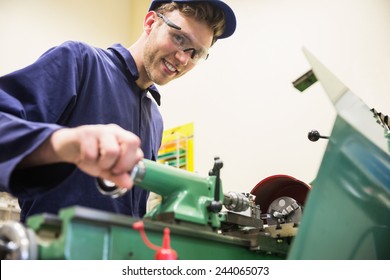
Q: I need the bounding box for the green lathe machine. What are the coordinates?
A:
[0,50,389,260]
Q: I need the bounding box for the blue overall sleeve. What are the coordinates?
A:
[0,41,82,197]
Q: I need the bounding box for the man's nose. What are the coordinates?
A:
[175,50,191,66]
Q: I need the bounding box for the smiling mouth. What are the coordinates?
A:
[164,59,177,73]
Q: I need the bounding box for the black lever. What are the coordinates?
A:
[207,157,223,213]
[308,130,329,142]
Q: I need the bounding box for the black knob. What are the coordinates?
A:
[308,130,329,142]
[208,201,223,213]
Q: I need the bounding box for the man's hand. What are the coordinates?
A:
[19,124,144,189]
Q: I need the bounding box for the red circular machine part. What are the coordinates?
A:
[250,174,311,221]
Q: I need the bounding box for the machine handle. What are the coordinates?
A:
[96,160,146,198]
[207,157,223,213]
[308,130,329,142]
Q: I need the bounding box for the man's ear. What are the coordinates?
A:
[144,11,158,35]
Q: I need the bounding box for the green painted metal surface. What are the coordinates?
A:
[138,159,223,228]
[288,49,390,260]
[27,207,285,260]
[288,116,390,259]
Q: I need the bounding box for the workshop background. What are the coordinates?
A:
[0,0,389,218]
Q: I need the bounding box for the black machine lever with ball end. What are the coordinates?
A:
[308,130,329,142]
[207,157,223,213]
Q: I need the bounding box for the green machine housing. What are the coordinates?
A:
[288,49,390,259]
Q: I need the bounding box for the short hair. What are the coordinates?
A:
[155,2,225,46]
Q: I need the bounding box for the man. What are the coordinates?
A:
[0,0,236,223]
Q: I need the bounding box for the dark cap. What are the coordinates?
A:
[148,0,236,39]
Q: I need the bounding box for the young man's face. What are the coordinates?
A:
[143,10,214,86]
